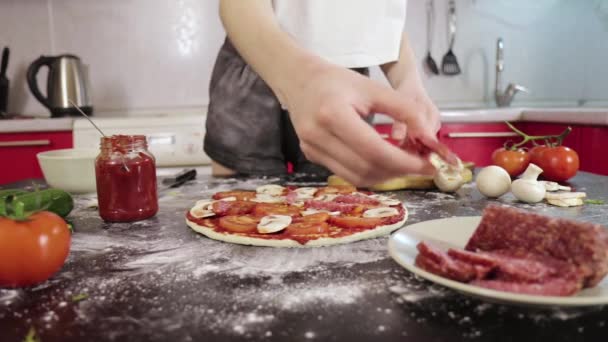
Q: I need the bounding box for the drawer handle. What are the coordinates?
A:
[0,139,51,147]
[446,132,519,138]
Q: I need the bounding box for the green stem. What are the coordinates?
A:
[505,122,572,149]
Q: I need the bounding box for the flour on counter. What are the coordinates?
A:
[4,174,606,341]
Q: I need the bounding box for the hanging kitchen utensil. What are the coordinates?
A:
[424,0,439,75]
[0,47,9,114]
[441,0,461,75]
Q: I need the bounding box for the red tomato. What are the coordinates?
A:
[211,200,255,216]
[253,203,301,217]
[491,148,530,177]
[218,215,259,233]
[315,185,357,196]
[212,191,256,201]
[533,146,579,182]
[0,211,71,287]
[294,212,330,224]
[286,222,329,235]
[529,145,549,167]
[329,216,386,229]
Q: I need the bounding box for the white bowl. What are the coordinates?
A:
[37,148,98,194]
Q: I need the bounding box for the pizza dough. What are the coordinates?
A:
[186,186,409,248]
[187,210,407,248]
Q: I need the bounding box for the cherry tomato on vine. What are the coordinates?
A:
[0,211,71,287]
[531,146,579,182]
[491,148,530,177]
[529,145,550,167]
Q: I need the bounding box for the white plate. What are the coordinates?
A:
[388,216,608,307]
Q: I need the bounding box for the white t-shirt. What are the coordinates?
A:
[272,0,408,68]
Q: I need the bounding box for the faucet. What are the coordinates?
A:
[495,38,528,107]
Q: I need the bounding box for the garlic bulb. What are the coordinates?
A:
[476,166,511,198]
[511,163,546,203]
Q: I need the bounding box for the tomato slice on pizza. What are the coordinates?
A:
[253,203,301,217]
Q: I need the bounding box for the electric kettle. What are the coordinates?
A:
[27,54,93,117]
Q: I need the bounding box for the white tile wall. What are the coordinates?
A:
[0,0,607,117]
[0,0,53,116]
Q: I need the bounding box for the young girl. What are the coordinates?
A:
[204,0,446,186]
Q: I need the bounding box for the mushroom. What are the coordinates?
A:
[511,163,546,203]
[475,166,511,198]
[252,193,286,203]
[294,187,318,199]
[256,184,285,196]
[430,153,466,193]
[257,215,292,234]
[362,207,399,218]
[368,194,401,206]
[434,168,463,193]
[545,192,586,207]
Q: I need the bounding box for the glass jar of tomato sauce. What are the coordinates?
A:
[95,135,158,222]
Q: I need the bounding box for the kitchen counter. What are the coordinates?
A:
[0,117,73,133]
[1,173,608,342]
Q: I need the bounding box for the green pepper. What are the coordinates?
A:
[0,189,28,201]
[0,189,74,218]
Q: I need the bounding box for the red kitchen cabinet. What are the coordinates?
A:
[376,121,607,176]
[437,122,527,166]
[0,131,73,185]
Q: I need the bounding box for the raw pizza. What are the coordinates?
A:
[185,184,408,247]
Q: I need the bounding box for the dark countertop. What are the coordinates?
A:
[1,172,608,342]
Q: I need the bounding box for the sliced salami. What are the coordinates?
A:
[415,242,476,282]
[333,194,380,205]
[472,278,582,297]
[304,200,359,214]
[466,205,608,288]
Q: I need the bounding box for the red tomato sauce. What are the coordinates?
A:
[96,135,158,222]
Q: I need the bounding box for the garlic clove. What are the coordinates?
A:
[362,207,399,218]
[256,184,285,196]
[257,215,292,234]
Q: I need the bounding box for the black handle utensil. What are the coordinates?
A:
[424,0,439,75]
[441,0,461,76]
[0,47,10,113]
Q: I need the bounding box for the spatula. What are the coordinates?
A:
[424,0,439,75]
[441,0,461,76]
